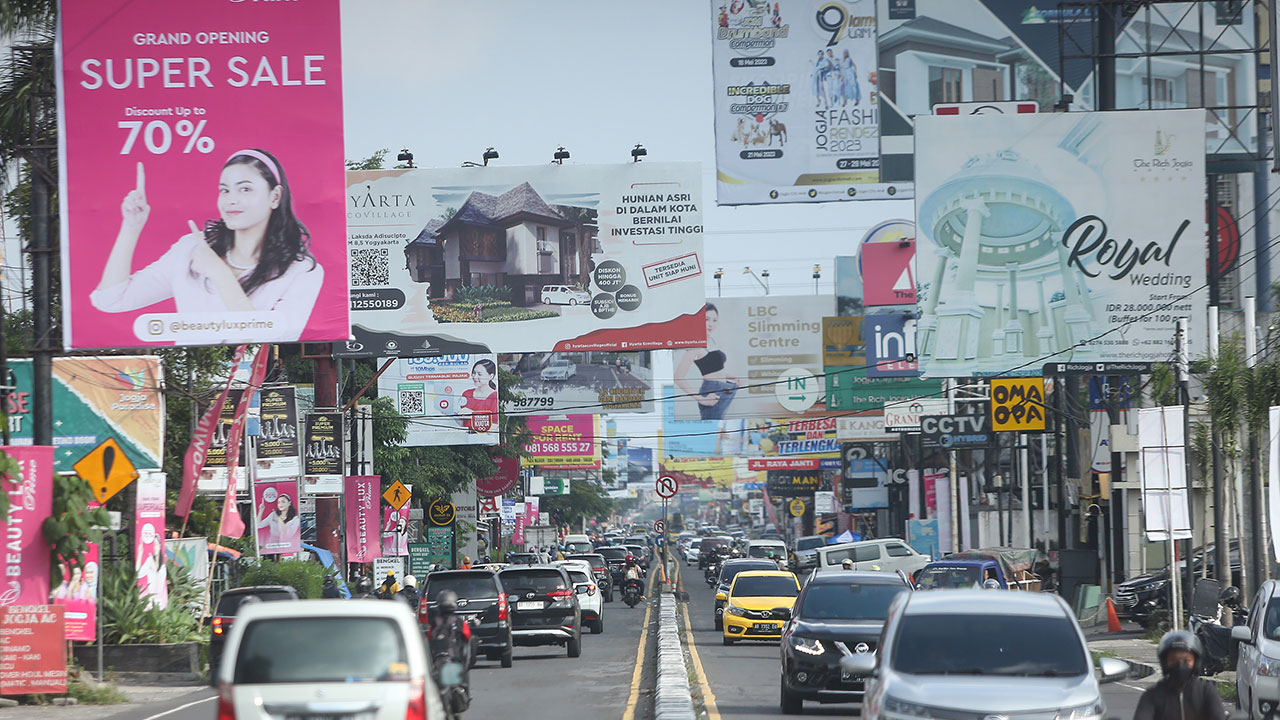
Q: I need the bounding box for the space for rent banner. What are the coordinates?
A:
[57,0,349,349]
[913,110,1206,377]
[712,0,899,205]
[340,163,706,356]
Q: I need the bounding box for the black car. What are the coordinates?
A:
[713,559,777,630]
[498,565,583,657]
[623,544,650,568]
[596,546,630,590]
[566,553,614,603]
[505,552,539,566]
[779,570,912,714]
[207,585,299,684]
[420,569,513,668]
[1114,540,1242,620]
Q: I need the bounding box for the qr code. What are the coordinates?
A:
[397,387,425,417]
[351,248,390,286]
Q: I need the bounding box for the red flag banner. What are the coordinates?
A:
[177,345,247,518]
[218,346,271,538]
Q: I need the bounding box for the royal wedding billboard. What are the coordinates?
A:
[711,0,902,205]
[57,0,350,349]
[913,109,1206,377]
[340,163,706,356]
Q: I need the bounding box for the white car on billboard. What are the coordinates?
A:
[540,357,578,381]
[541,285,591,306]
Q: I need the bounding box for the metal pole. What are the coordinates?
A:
[1209,306,1229,587]
[1020,433,1030,547]
[1176,318,1191,628]
[1097,0,1116,112]
[1247,296,1265,598]
[30,151,52,447]
[1041,433,1049,546]
[947,380,960,552]
[1055,376,1068,549]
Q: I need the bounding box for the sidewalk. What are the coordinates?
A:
[1085,626,1236,686]
[0,681,208,719]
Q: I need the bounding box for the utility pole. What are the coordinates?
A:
[1175,318,1190,629]
[20,46,56,448]
[1245,296,1264,599]
[1209,305,1229,588]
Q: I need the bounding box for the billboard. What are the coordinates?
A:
[377,355,499,447]
[877,1,1254,181]
[134,470,167,609]
[302,412,343,495]
[255,386,300,479]
[711,0,902,204]
[673,296,832,421]
[6,357,164,473]
[339,162,705,356]
[524,415,601,469]
[0,447,53,607]
[253,479,302,556]
[500,352,653,414]
[914,110,1206,377]
[57,0,350,348]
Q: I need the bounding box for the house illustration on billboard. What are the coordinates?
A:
[403,182,599,307]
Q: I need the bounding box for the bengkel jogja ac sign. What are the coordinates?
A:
[919,413,991,449]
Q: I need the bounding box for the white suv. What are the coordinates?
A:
[541,285,591,306]
[218,599,444,720]
[561,563,604,634]
[1235,579,1280,719]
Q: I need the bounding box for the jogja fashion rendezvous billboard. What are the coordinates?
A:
[56,0,350,348]
[913,109,1206,377]
[339,163,706,356]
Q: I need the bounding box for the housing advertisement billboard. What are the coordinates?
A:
[711,0,900,204]
[914,110,1206,377]
[377,355,499,447]
[673,295,832,421]
[6,357,164,473]
[57,0,350,348]
[524,415,601,469]
[340,162,705,356]
[500,352,653,414]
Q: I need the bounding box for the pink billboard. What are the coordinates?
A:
[344,475,381,563]
[134,470,168,609]
[0,446,53,607]
[381,506,409,557]
[523,415,601,469]
[52,542,99,641]
[253,479,302,556]
[56,0,349,349]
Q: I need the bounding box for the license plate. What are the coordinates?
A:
[750,623,777,633]
[517,601,543,610]
[287,715,352,720]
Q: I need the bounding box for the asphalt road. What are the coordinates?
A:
[68,583,654,720]
[675,562,1150,720]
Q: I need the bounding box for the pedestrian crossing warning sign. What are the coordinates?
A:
[74,437,139,504]
[383,480,411,510]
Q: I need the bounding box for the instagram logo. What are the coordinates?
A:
[147,319,163,336]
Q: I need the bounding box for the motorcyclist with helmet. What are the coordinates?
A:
[352,576,377,599]
[1133,630,1225,720]
[622,555,645,606]
[427,590,471,715]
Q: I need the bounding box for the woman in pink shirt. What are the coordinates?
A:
[92,149,324,341]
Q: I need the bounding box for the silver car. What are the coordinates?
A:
[842,590,1128,720]
[1235,579,1280,719]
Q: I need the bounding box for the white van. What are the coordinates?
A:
[564,533,593,554]
[815,538,931,576]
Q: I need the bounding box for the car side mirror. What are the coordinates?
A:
[576,585,589,595]
[1232,625,1253,643]
[1097,656,1129,684]
[715,591,728,601]
[840,653,876,676]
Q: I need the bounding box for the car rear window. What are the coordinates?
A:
[719,562,774,584]
[424,574,498,601]
[732,575,799,597]
[566,542,594,554]
[892,613,1088,676]
[796,537,825,551]
[499,570,568,594]
[567,555,605,569]
[800,583,905,621]
[568,570,591,584]
[748,545,785,558]
[233,617,407,684]
[703,538,727,551]
[625,537,647,545]
[916,566,982,590]
[215,589,294,617]
[597,547,628,560]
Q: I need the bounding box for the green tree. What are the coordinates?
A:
[541,477,615,529]
[346,149,388,171]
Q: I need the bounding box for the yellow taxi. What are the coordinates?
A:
[718,569,800,645]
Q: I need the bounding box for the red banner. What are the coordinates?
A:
[344,475,381,563]
[747,458,820,471]
[0,605,66,694]
[477,454,519,497]
[178,344,246,518]
[218,345,271,538]
[0,446,54,607]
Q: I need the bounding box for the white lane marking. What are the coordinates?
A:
[139,694,216,720]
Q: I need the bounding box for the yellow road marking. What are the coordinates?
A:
[620,571,657,720]
[676,563,722,720]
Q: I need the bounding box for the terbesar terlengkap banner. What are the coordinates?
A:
[339,162,706,356]
[913,109,1206,377]
[57,0,349,348]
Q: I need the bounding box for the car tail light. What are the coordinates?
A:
[212,617,228,636]
[547,589,573,599]
[588,584,597,596]
[405,677,427,720]
[216,682,235,720]
[497,594,509,621]
[417,599,430,626]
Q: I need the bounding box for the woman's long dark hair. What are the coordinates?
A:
[202,149,316,296]
[473,359,497,390]
[276,494,298,523]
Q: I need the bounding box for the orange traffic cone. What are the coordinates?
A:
[1106,598,1124,633]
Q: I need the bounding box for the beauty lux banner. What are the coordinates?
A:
[913,110,1207,377]
[711,0,901,205]
[0,446,53,607]
[344,475,380,563]
[338,162,706,356]
[57,0,349,348]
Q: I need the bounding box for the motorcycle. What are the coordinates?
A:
[623,578,645,608]
[1189,585,1249,676]
[427,613,472,717]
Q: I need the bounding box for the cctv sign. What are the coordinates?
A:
[919,413,992,449]
[883,398,949,432]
